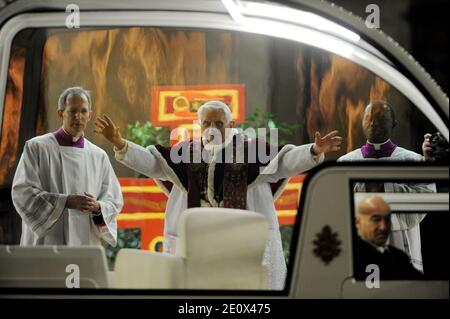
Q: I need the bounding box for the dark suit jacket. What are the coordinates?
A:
[354,237,423,280]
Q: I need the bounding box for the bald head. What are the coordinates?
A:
[356,196,391,247]
[357,196,391,216]
[362,101,397,143]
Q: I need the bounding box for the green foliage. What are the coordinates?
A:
[280,225,293,265]
[236,107,299,144]
[125,108,297,148]
[103,228,141,270]
[126,121,171,147]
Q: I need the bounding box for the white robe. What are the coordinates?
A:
[338,146,436,272]
[115,139,324,290]
[12,133,123,247]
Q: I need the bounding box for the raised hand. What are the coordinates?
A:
[422,133,433,161]
[93,114,125,149]
[313,130,343,155]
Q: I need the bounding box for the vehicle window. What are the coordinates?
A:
[0,26,444,290]
[351,181,449,282]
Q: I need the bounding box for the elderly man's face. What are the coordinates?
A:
[58,93,92,137]
[201,109,234,144]
[362,103,394,143]
[356,197,392,247]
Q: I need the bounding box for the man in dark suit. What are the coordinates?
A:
[354,196,423,280]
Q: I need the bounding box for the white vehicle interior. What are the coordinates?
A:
[1,208,268,290]
[114,208,268,289]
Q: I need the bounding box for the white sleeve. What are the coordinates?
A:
[93,155,124,247]
[11,141,68,238]
[390,182,437,193]
[114,140,167,180]
[391,213,427,231]
[260,143,324,182]
[389,182,435,231]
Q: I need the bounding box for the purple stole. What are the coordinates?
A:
[361,140,397,159]
[53,127,85,148]
[154,135,286,209]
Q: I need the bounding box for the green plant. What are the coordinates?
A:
[103,228,141,270]
[280,225,293,265]
[236,107,299,144]
[126,121,171,147]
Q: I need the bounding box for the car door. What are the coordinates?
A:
[290,164,448,298]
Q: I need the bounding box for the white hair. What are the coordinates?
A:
[197,100,233,123]
[57,86,92,111]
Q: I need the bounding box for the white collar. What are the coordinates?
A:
[367,139,391,150]
[367,240,389,254]
[62,126,83,142]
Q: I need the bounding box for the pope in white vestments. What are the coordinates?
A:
[12,87,123,247]
[94,101,343,290]
[338,101,435,272]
